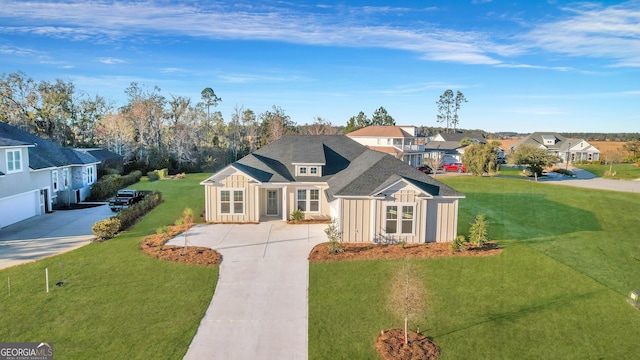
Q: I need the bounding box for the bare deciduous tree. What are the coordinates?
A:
[388,261,425,345]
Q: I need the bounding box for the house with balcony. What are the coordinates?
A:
[346,125,427,167]
[424,132,488,166]
[0,122,100,228]
[509,132,600,164]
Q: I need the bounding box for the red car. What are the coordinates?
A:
[442,162,466,173]
[415,165,433,174]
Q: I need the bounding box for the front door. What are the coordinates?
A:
[266,190,278,216]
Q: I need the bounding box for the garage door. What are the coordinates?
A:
[0,191,39,228]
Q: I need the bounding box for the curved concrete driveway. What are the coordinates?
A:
[0,204,113,270]
[167,221,327,360]
[539,167,640,193]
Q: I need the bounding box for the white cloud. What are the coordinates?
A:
[522,1,640,67]
[2,0,639,69]
[97,57,125,65]
[0,1,504,66]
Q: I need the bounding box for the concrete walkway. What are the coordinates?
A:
[0,204,113,270]
[166,221,327,360]
[539,167,640,193]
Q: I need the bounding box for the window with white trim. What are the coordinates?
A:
[310,167,318,175]
[385,204,415,234]
[87,166,94,184]
[299,166,307,175]
[219,189,244,215]
[62,168,69,189]
[296,188,320,212]
[6,150,22,173]
[52,170,59,191]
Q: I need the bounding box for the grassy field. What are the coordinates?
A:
[0,174,217,359]
[309,177,640,359]
[576,163,640,180]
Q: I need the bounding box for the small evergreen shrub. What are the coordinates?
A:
[325,218,344,254]
[290,209,304,221]
[92,217,121,241]
[450,235,467,252]
[469,214,489,247]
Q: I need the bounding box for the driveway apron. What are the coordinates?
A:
[167,221,327,360]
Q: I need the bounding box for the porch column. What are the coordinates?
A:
[254,185,260,222]
[281,186,288,221]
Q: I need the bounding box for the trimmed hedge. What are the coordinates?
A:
[89,171,143,201]
[115,191,163,231]
[91,191,163,241]
[91,218,121,241]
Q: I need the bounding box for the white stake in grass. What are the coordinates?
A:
[45,268,49,293]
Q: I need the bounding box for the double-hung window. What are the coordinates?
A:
[52,170,59,191]
[87,166,94,184]
[62,168,69,189]
[6,150,22,173]
[385,204,415,234]
[220,189,244,215]
[297,188,320,212]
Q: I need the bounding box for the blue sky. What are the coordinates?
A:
[1,0,639,133]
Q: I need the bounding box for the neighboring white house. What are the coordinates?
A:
[0,122,100,228]
[201,135,465,243]
[346,125,428,167]
[424,132,489,166]
[509,132,600,163]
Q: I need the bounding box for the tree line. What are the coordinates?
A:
[0,72,340,173]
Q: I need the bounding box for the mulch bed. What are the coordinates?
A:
[308,241,501,262]
[140,225,221,266]
[376,328,440,360]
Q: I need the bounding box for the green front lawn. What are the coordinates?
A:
[576,163,640,180]
[310,177,640,359]
[0,174,217,359]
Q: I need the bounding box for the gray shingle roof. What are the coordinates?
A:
[223,135,463,199]
[0,122,99,169]
[437,132,486,143]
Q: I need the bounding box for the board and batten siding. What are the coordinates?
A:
[426,198,459,242]
[373,189,426,244]
[286,184,331,220]
[205,173,258,223]
[340,198,371,242]
[340,183,460,243]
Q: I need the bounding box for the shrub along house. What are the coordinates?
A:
[201,135,464,243]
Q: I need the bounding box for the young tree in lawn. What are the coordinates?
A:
[462,143,500,176]
[181,208,195,255]
[388,261,425,345]
[510,144,558,177]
